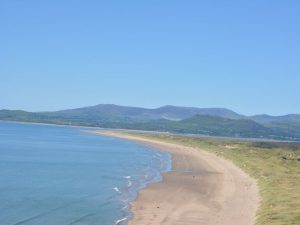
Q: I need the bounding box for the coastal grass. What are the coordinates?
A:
[126,133,300,225]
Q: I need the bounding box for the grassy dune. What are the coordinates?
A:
[128,133,300,225]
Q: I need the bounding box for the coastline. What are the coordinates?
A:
[115,144,172,225]
[2,120,299,143]
[92,130,259,225]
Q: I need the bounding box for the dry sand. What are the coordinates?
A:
[92,131,259,225]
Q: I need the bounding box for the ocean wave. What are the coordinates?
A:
[127,180,132,187]
[115,216,128,225]
[113,187,121,194]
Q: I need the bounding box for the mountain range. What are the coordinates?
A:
[1,104,300,141]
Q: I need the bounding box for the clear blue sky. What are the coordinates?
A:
[1,1,299,115]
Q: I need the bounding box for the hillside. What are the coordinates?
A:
[48,104,244,121]
[132,115,297,140]
[250,114,300,123]
[250,114,300,135]
[0,104,244,123]
[1,104,300,141]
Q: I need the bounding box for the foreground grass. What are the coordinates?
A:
[129,133,300,225]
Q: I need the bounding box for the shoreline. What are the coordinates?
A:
[116,144,172,225]
[2,120,299,143]
[93,130,259,225]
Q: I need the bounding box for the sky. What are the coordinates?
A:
[1,0,299,116]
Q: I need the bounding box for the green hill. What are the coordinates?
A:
[1,104,300,141]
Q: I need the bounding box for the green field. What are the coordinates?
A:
[128,133,300,225]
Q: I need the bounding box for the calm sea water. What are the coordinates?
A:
[0,122,171,225]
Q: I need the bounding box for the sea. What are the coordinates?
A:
[0,121,171,225]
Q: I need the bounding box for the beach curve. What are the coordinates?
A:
[92,131,259,225]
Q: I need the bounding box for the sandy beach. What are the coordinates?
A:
[93,131,259,225]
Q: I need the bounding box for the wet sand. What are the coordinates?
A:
[92,131,259,225]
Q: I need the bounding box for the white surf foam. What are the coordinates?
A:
[115,217,127,225]
[113,187,121,194]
